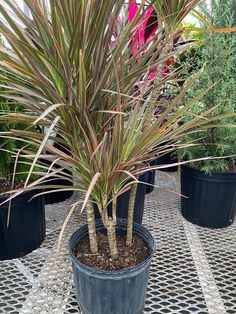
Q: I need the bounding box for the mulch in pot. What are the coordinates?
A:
[75,232,150,271]
[0,179,25,195]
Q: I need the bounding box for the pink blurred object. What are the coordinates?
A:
[128,1,169,80]
[128,2,158,54]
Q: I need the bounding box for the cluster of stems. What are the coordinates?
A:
[86,183,138,260]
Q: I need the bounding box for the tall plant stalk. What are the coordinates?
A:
[126,183,138,246]
[86,200,98,254]
[103,197,118,259]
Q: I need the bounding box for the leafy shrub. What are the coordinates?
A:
[180,2,236,172]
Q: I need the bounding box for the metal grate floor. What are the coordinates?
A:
[0,172,236,314]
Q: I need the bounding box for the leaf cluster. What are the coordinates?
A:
[180,1,236,172]
[0,1,235,213]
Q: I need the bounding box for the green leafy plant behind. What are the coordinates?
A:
[0,36,37,182]
[180,1,236,172]
[0,0,235,259]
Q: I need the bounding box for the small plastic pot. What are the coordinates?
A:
[69,219,155,314]
[181,165,236,228]
[0,190,45,260]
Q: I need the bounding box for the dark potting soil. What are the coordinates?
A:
[75,232,150,271]
[0,179,25,195]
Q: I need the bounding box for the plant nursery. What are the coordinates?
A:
[0,1,235,313]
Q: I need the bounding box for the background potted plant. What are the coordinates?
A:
[180,0,236,228]
[0,0,235,313]
[0,71,45,259]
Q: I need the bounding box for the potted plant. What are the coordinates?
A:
[180,1,236,228]
[0,0,235,312]
[0,97,45,260]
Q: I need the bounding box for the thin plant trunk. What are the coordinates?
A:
[126,183,138,246]
[106,218,118,259]
[86,200,98,254]
[103,197,118,259]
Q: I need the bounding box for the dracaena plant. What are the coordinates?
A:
[0,0,235,259]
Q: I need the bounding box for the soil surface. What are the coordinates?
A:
[0,179,25,194]
[75,232,151,271]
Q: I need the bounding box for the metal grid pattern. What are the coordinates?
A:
[0,171,236,314]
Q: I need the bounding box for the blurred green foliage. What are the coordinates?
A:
[180,1,236,172]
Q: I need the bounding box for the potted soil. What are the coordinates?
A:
[1,0,234,312]
[180,2,236,228]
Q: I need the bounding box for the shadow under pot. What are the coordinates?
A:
[181,165,236,228]
[94,172,148,224]
[0,190,45,260]
[68,219,155,314]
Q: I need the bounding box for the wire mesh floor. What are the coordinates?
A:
[1,172,236,314]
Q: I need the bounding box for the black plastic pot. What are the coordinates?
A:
[0,190,45,260]
[156,152,178,172]
[146,159,157,194]
[94,173,148,224]
[181,165,236,228]
[145,170,155,194]
[42,159,73,205]
[69,219,155,314]
[44,177,73,205]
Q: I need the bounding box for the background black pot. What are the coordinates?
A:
[0,190,45,260]
[156,151,178,172]
[181,165,236,228]
[94,172,148,224]
[69,219,155,314]
[42,159,73,205]
[145,159,156,194]
[44,176,73,204]
[40,133,73,204]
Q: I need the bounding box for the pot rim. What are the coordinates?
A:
[68,219,156,276]
[0,188,43,202]
[181,164,236,177]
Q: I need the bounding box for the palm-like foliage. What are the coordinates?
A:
[151,0,203,32]
[0,0,235,258]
